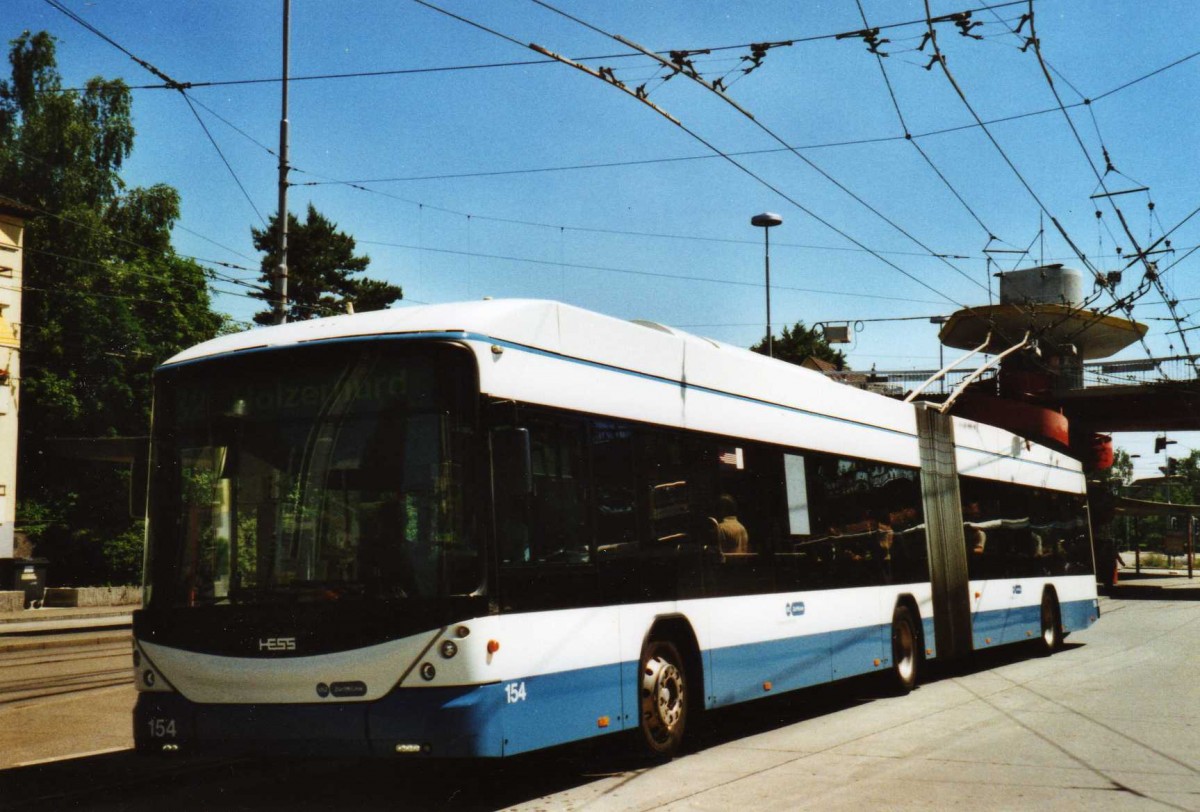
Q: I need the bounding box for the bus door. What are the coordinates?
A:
[490,415,624,751]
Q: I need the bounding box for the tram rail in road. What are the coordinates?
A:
[0,639,132,705]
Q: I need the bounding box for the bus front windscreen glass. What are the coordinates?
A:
[145,343,478,608]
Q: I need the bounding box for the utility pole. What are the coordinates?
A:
[274,0,291,325]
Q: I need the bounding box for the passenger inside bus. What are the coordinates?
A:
[716,494,749,554]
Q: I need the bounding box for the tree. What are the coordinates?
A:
[750,321,849,369]
[1,32,225,584]
[1095,448,1135,492]
[250,204,401,324]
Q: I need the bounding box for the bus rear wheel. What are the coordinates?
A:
[1038,591,1062,655]
[889,605,919,695]
[639,640,688,758]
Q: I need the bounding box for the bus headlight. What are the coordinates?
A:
[133,644,174,693]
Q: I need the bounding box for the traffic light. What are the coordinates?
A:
[1154,435,1177,453]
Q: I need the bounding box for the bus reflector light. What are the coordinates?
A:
[420,663,436,681]
[597,716,609,728]
[487,640,500,654]
[456,626,470,638]
[440,640,458,659]
[762,681,772,691]
[873,659,881,667]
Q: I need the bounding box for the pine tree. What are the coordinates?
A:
[250,204,401,324]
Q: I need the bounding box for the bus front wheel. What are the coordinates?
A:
[889,605,919,695]
[639,640,688,757]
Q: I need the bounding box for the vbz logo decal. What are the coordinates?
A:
[785,601,805,617]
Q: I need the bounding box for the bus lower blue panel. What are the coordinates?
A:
[922,617,937,659]
[709,632,833,707]
[1061,598,1098,634]
[369,684,504,757]
[499,662,625,756]
[831,624,887,679]
[1005,604,1041,645]
[972,606,1008,650]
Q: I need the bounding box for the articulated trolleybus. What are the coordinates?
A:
[134,300,1098,758]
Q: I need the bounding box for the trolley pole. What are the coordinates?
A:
[274,0,291,325]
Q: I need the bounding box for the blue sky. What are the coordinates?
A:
[8,0,1200,478]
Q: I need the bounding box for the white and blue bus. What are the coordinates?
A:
[133,300,1099,758]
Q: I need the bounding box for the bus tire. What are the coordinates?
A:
[639,639,688,758]
[889,604,919,695]
[1038,590,1062,655]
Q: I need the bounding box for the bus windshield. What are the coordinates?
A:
[143,342,478,609]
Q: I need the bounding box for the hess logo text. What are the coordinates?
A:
[258,637,297,652]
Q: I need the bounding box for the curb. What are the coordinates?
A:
[0,627,131,654]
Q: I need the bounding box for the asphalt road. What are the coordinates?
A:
[1,593,1198,811]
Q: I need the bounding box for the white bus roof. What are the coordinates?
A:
[162,298,880,423]
[161,299,1081,483]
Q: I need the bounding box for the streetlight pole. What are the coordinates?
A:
[751,212,782,357]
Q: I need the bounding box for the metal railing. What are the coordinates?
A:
[825,353,1200,395]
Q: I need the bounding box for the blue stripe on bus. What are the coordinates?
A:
[496,662,626,756]
[971,598,1098,649]
[138,600,1097,758]
[1061,597,1098,635]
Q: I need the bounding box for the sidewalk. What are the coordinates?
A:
[0,604,135,653]
[1107,567,1200,600]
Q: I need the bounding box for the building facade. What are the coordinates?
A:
[0,200,30,569]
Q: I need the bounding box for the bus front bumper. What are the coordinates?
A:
[134,683,505,758]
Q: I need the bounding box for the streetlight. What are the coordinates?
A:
[751,212,783,357]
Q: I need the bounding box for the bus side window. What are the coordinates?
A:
[496,419,590,565]
[591,421,638,556]
[644,432,692,546]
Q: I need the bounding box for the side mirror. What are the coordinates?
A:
[130,447,149,519]
[491,427,532,496]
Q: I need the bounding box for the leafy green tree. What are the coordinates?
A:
[1164,449,1200,505]
[1,32,224,584]
[1109,448,1135,489]
[750,320,849,369]
[251,204,401,324]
